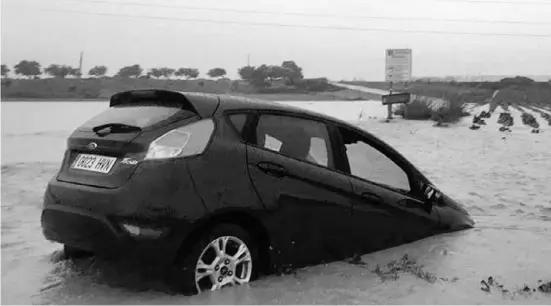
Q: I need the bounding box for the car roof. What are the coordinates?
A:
[191,92,354,127]
[113,89,353,127]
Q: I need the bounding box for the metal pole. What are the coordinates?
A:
[387,81,393,120]
[78,51,83,79]
[247,54,250,66]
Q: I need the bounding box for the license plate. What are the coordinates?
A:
[72,154,117,174]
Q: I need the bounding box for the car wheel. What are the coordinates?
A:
[166,223,259,295]
[63,245,93,260]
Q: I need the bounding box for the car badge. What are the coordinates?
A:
[87,142,98,150]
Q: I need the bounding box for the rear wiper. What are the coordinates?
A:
[92,123,142,136]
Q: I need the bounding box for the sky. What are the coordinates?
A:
[1,0,551,80]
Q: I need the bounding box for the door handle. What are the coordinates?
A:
[361,191,383,204]
[398,199,429,212]
[257,162,288,178]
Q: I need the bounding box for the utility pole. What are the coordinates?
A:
[78,51,84,79]
[247,54,250,66]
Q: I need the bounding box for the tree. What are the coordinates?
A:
[44,64,59,78]
[148,68,164,79]
[238,66,255,82]
[1,64,10,77]
[252,65,270,86]
[175,68,200,79]
[267,65,285,82]
[186,68,200,79]
[88,65,108,77]
[207,68,227,79]
[174,68,185,78]
[116,64,143,78]
[238,65,274,87]
[14,60,41,79]
[44,64,74,78]
[148,67,176,79]
[281,60,304,85]
[68,67,82,78]
[161,67,175,79]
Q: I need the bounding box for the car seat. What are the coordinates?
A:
[279,128,311,161]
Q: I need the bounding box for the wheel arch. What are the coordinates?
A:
[174,208,273,275]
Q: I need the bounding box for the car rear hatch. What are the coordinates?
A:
[56,90,219,189]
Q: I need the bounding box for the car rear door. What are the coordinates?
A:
[334,125,441,253]
[245,112,356,267]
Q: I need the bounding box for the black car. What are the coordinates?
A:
[41,89,474,294]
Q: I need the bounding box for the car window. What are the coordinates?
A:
[339,127,410,192]
[80,105,183,129]
[228,114,247,132]
[228,113,248,138]
[254,114,333,168]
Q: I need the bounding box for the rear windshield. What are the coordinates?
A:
[80,105,182,130]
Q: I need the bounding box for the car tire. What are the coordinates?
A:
[166,223,259,295]
[63,245,94,260]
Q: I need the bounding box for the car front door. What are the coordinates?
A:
[334,125,441,254]
[246,112,355,269]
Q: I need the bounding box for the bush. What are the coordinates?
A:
[395,93,469,123]
[1,78,13,87]
[499,76,535,87]
[395,98,432,120]
[295,78,340,92]
[521,112,539,128]
[255,87,308,94]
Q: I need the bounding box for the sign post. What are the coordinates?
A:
[388,81,393,119]
[385,49,412,121]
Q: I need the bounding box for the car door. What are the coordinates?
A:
[246,112,356,268]
[334,125,441,254]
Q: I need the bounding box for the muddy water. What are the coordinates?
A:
[1,101,551,304]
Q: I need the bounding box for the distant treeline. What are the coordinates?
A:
[1,59,308,85]
[1,59,345,99]
[1,61,219,79]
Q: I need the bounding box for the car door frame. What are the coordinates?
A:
[326,120,443,245]
[239,108,361,267]
[327,121,430,203]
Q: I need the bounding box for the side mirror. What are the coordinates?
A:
[421,183,442,208]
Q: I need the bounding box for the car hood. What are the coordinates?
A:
[438,192,475,230]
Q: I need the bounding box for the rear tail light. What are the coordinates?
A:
[145,119,214,160]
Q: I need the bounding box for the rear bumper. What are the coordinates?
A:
[41,185,194,266]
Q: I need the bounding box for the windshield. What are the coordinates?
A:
[80,105,181,130]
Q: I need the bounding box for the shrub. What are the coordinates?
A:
[1,78,13,87]
[395,93,469,123]
[255,87,308,94]
[295,78,340,92]
[395,99,432,120]
[521,112,539,128]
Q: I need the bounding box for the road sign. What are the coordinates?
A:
[385,49,412,82]
[382,92,411,105]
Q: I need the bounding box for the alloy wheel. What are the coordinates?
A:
[194,235,253,292]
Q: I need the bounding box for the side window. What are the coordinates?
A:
[254,114,333,168]
[227,113,248,140]
[339,127,410,192]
